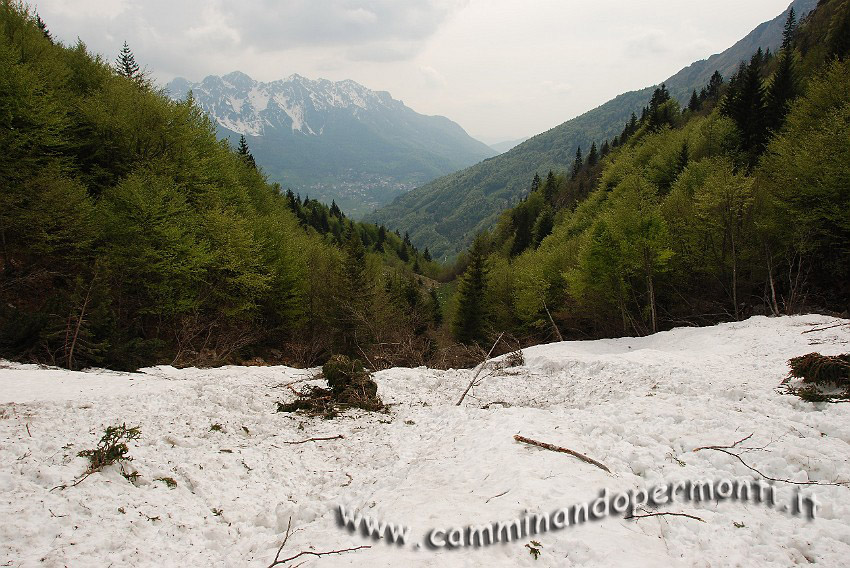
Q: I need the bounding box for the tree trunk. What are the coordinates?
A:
[644,249,657,334]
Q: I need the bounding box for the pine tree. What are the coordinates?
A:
[571,146,583,179]
[330,200,342,219]
[587,142,598,167]
[688,89,701,112]
[707,71,724,100]
[115,41,140,81]
[782,8,797,51]
[765,50,798,132]
[544,170,557,202]
[339,228,372,355]
[724,52,767,158]
[236,135,257,169]
[423,247,432,262]
[452,236,489,344]
[530,172,541,193]
[600,140,610,158]
[35,13,51,42]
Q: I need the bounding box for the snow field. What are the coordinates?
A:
[1,315,849,566]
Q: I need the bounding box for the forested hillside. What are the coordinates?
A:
[0,1,445,370]
[368,0,818,260]
[2,0,848,372]
[447,0,850,346]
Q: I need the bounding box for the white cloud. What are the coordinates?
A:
[35,0,795,141]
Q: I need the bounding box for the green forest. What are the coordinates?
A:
[0,1,445,371]
[1,0,849,371]
[448,1,850,345]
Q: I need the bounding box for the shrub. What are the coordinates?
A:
[788,353,850,386]
[77,423,141,474]
[277,354,383,417]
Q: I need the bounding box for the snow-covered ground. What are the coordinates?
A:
[2,315,849,567]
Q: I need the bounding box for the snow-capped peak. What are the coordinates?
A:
[166,71,399,137]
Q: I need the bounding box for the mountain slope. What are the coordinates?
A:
[166,72,496,217]
[368,0,816,259]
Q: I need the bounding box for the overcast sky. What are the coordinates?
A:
[36,0,792,143]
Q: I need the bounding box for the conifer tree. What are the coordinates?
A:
[571,146,583,180]
[115,41,140,80]
[782,8,797,51]
[530,172,541,193]
[765,50,798,132]
[236,135,257,169]
[600,140,610,158]
[35,13,51,42]
[587,142,598,167]
[339,227,372,355]
[423,247,432,262]
[724,52,767,158]
[452,236,489,344]
[707,71,724,100]
[688,89,701,112]
[544,170,557,202]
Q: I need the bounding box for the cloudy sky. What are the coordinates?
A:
[36,0,792,144]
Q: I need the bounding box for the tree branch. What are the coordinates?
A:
[693,433,849,486]
[514,434,611,474]
[456,332,504,406]
[625,511,705,522]
[281,435,344,445]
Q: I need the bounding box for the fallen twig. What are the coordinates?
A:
[268,517,293,568]
[485,489,510,503]
[693,433,754,452]
[802,322,848,334]
[268,516,370,567]
[281,435,344,445]
[26,423,31,437]
[50,471,94,492]
[456,332,505,406]
[270,546,370,567]
[625,511,705,522]
[514,434,611,474]
[693,433,850,487]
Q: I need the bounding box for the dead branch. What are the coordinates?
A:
[543,300,563,342]
[626,511,705,522]
[802,322,848,334]
[456,332,505,406]
[269,546,370,567]
[281,435,344,445]
[693,434,850,487]
[26,423,31,437]
[268,517,293,568]
[50,471,94,492]
[514,434,611,474]
[357,343,377,372]
[693,433,754,452]
[485,489,510,503]
[268,518,369,568]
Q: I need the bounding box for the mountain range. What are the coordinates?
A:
[165,72,495,217]
[366,0,817,260]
